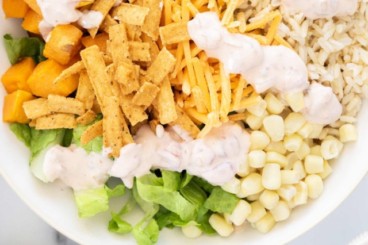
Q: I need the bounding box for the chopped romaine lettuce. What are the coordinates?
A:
[72,117,103,153]
[9,123,32,147]
[108,193,136,234]
[132,217,160,245]
[3,34,46,64]
[180,181,207,208]
[74,187,109,218]
[204,187,240,214]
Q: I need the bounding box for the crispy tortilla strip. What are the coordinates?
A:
[23,98,50,119]
[125,24,142,41]
[142,34,160,66]
[169,106,200,138]
[145,47,176,85]
[88,0,116,38]
[112,3,150,26]
[81,33,109,53]
[48,94,85,115]
[80,45,112,107]
[81,120,102,145]
[141,0,162,40]
[92,97,102,114]
[103,96,133,156]
[76,110,97,125]
[108,23,130,62]
[132,82,160,107]
[35,113,76,130]
[76,70,95,110]
[100,14,118,34]
[120,93,148,126]
[154,77,178,124]
[159,22,190,45]
[29,119,37,128]
[114,62,140,94]
[54,61,84,84]
[129,42,151,62]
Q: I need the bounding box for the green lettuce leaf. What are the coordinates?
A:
[72,117,103,153]
[9,123,32,147]
[136,174,197,221]
[204,187,240,214]
[154,207,187,230]
[105,184,126,198]
[108,193,135,234]
[162,170,181,191]
[3,34,46,64]
[74,187,109,218]
[180,181,207,208]
[132,217,160,245]
[30,128,65,157]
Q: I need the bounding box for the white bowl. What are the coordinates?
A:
[1,10,368,245]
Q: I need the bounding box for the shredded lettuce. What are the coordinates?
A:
[9,123,32,147]
[204,187,240,214]
[132,218,159,245]
[72,117,103,153]
[3,34,46,64]
[108,193,136,234]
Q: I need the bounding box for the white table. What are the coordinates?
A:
[1,175,367,245]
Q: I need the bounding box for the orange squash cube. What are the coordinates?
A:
[2,0,29,18]
[27,59,79,98]
[21,9,42,34]
[23,0,42,15]
[3,90,35,123]
[1,57,35,93]
[43,25,83,65]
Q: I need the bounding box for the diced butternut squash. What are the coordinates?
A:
[81,33,109,53]
[43,25,83,65]
[27,59,79,98]
[23,0,42,16]
[77,0,95,8]
[3,90,35,123]
[21,9,42,34]
[3,0,29,18]
[1,57,35,93]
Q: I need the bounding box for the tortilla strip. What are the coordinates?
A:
[159,22,190,45]
[48,94,85,115]
[154,77,178,124]
[144,47,176,85]
[23,98,50,119]
[112,3,150,26]
[129,41,151,62]
[35,113,76,130]
[88,0,116,38]
[76,70,95,110]
[120,93,148,126]
[132,82,160,107]
[76,110,97,125]
[108,23,130,62]
[54,61,84,84]
[81,120,103,145]
[141,0,162,40]
[169,106,199,138]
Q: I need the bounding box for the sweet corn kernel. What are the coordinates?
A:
[262,164,281,190]
[270,200,290,222]
[266,151,288,167]
[247,193,261,201]
[318,160,333,179]
[229,200,252,226]
[247,201,267,223]
[296,142,310,160]
[277,185,297,201]
[255,213,276,233]
[286,152,299,169]
[182,223,202,238]
[237,160,250,177]
[240,173,264,197]
[263,115,285,142]
[304,155,324,174]
[222,177,241,194]
[283,134,303,152]
[284,91,305,112]
[298,123,314,138]
[281,170,300,185]
[209,214,234,237]
[259,190,279,210]
[293,181,308,207]
[248,99,267,117]
[321,138,343,160]
[250,131,271,150]
[339,124,357,142]
[293,160,306,180]
[310,145,322,156]
[265,93,285,114]
[265,141,287,155]
[305,174,324,199]
[248,150,267,168]
[285,112,306,135]
[246,113,265,130]
[309,124,324,139]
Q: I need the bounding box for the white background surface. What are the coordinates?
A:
[0,174,367,245]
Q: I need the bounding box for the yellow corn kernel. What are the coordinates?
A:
[283,134,303,152]
[284,91,305,112]
[266,151,288,167]
[265,93,285,114]
[255,213,275,233]
[229,200,252,226]
[250,130,271,150]
[321,137,343,160]
[248,150,267,168]
[339,124,357,142]
[239,173,264,197]
[263,115,285,142]
[209,214,234,237]
[305,174,324,199]
[304,155,324,174]
[247,201,267,223]
[285,112,306,135]
[270,200,290,222]
[262,164,281,190]
[259,190,279,210]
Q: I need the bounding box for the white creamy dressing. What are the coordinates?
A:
[43,145,113,191]
[187,12,309,94]
[282,0,358,19]
[302,83,343,125]
[188,12,342,125]
[110,122,250,188]
[36,0,103,40]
